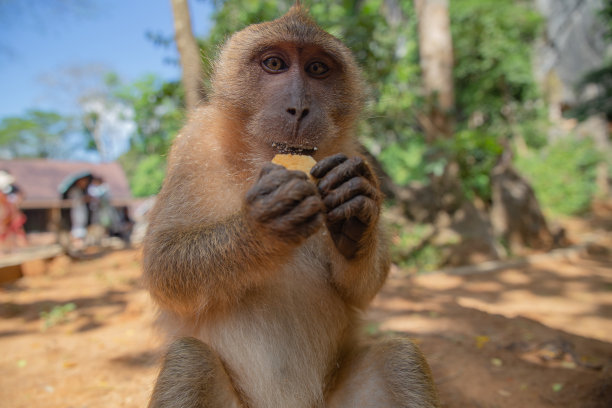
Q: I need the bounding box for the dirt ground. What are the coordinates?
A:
[1,214,611,407]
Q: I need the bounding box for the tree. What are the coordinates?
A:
[413,0,454,141]
[449,0,554,252]
[169,0,206,110]
[79,73,136,162]
[0,110,77,159]
[113,75,185,196]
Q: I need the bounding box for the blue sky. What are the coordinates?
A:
[0,0,214,119]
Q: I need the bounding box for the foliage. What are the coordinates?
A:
[451,0,543,135]
[112,74,184,157]
[40,303,77,330]
[437,0,544,199]
[377,134,429,186]
[388,222,442,271]
[440,129,504,199]
[0,110,80,159]
[515,138,603,215]
[112,74,185,197]
[126,154,167,197]
[569,63,612,121]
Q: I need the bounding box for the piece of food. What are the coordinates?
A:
[272,154,316,177]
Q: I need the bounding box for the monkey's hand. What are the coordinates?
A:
[312,154,381,259]
[245,163,325,244]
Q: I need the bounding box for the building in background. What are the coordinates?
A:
[0,159,132,234]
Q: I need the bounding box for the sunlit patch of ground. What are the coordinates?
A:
[1,226,611,407]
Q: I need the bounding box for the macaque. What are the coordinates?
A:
[144,4,439,408]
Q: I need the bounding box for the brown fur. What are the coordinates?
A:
[144,5,439,408]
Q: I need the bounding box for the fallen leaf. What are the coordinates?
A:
[476,335,490,349]
[561,361,577,369]
[491,358,503,367]
[63,361,77,368]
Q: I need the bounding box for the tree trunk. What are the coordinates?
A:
[414,0,455,141]
[490,148,559,253]
[169,0,205,111]
[412,0,463,225]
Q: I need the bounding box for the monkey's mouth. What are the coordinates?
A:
[271,142,317,156]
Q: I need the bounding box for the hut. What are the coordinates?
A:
[0,159,132,233]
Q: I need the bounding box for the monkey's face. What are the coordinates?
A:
[246,44,346,157]
[211,8,365,160]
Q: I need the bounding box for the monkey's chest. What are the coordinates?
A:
[200,269,350,408]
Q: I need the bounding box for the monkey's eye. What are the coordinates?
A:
[262,57,288,73]
[306,61,329,77]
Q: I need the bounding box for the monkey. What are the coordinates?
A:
[143,5,439,408]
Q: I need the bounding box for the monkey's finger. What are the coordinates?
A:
[269,196,324,239]
[279,195,325,225]
[252,178,319,222]
[318,157,372,194]
[323,177,378,210]
[258,162,284,178]
[262,169,309,198]
[259,163,309,181]
[247,168,308,202]
[327,195,378,225]
[247,167,290,201]
[310,153,348,179]
[295,211,325,238]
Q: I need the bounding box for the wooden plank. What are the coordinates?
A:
[0,245,63,269]
[0,264,23,284]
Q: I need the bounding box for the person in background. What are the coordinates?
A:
[88,175,117,243]
[0,189,10,253]
[0,170,27,252]
[67,176,91,249]
[88,175,132,245]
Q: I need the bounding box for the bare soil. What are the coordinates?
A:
[1,216,611,408]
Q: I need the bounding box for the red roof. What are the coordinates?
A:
[0,159,132,209]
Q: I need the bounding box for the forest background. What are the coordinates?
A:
[1,0,610,269]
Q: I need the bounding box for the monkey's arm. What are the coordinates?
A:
[144,214,272,314]
[312,154,390,307]
[327,222,390,308]
[143,163,324,315]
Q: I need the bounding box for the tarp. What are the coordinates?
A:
[57,171,93,198]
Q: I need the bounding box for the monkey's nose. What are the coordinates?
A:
[286,107,310,120]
